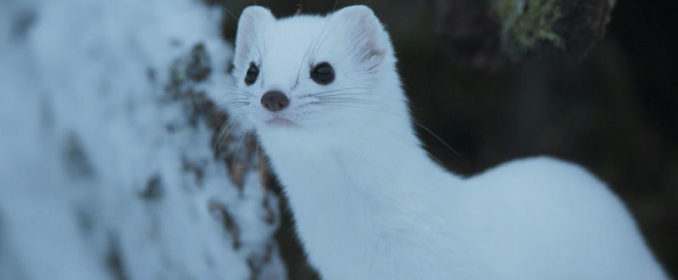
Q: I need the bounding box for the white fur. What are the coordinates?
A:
[229,5,668,280]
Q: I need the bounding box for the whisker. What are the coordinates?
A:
[295,28,326,87]
[303,86,371,97]
[223,8,239,23]
[313,20,342,59]
[219,97,251,103]
[220,101,251,107]
[310,102,461,157]
[230,130,250,168]
[217,113,252,142]
[308,18,342,63]
[312,94,394,108]
[213,84,254,97]
[215,96,253,109]
[314,103,451,165]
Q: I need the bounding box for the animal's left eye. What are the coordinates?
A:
[244,62,259,86]
[310,62,335,85]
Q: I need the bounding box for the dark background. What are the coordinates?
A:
[212,1,677,278]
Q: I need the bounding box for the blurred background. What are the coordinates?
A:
[1,0,675,279]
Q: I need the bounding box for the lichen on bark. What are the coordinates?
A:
[495,0,563,53]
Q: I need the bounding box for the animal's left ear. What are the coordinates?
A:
[331,5,390,70]
[234,6,274,67]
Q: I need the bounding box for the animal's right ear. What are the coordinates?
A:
[234,6,274,67]
[330,5,390,71]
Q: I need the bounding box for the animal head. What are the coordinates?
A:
[229,5,409,147]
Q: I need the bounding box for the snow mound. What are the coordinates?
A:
[0,0,285,279]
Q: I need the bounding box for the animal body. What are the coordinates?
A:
[228,5,668,280]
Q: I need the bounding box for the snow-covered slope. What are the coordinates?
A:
[0,0,285,279]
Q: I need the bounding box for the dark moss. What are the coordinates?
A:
[186,43,212,82]
[105,235,128,280]
[208,200,241,250]
[140,174,163,201]
[62,133,95,179]
[496,0,563,49]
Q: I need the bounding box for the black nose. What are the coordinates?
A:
[261,90,290,112]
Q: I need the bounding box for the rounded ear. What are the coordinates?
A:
[234,6,274,67]
[331,5,390,70]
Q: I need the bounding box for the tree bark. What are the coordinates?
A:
[434,0,616,68]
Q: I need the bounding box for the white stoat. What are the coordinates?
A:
[228,5,668,280]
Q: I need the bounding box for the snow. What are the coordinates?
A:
[0,0,285,279]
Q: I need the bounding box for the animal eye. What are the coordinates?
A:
[310,62,335,85]
[244,62,259,85]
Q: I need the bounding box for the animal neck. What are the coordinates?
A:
[258,92,459,268]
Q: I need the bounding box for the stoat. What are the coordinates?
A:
[228,5,668,280]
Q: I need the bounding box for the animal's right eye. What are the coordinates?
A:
[310,62,335,85]
[244,62,259,85]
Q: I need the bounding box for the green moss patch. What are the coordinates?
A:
[495,0,563,51]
